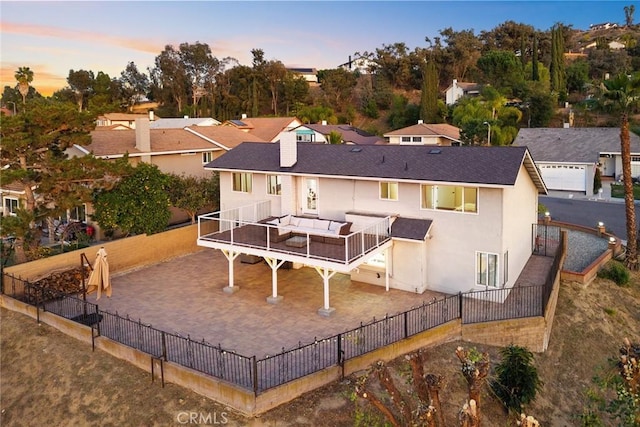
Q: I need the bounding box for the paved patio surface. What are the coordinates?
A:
[86,249,553,358]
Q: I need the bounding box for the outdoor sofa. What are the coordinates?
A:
[263,214,352,244]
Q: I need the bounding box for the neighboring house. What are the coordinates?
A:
[589,22,619,30]
[222,116,302,142]
[71,118,266,178]
[513,127,640,194]
[286,68,318,84]
[338,55,376,74]
[583,40,626,50]
[445,79,482,106]
[384,121,462,146]
[0,182,25,217]
[290,123,385,145]
[150,117,221,129]
[198,135,546,315]
[96,113,154,129]
[64,119,266,236]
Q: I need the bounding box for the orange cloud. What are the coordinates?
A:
[1,21,161,54]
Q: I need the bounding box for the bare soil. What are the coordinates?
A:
[1,274,639,426]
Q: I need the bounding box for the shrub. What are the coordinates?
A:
[597,260,630,286]
[593,168,602,194]
[491,345,542,413]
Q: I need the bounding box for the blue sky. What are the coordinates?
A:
[0,1,635,95]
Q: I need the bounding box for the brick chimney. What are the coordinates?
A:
[280,131,297,167]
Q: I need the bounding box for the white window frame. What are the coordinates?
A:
[232,172,252,193]
[420,184,478,213]
[296,133,314,143]
[202,152,214,163]
[401,136,411,143]
[412,136,422,143]
[379,181,398,201]
[266,174,282,196]
[476,251,499,288]
[70,204,87,223]
[3,197,19,216]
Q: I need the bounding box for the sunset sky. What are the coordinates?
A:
[0,1,634,96]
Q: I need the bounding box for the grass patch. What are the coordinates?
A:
[610,183,640,200]
[603,307,616,316]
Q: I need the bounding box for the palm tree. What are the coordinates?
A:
[14,67,34,105]
[599,72,640,269]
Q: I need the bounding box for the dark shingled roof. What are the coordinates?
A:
[206,142,539,188]
[391,218,433,241]
[513,127,640,163]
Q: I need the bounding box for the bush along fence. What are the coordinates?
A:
[0,239,564,395]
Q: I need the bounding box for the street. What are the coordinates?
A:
[540,196,640,243]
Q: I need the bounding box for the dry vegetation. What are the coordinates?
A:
[1,273,639,426]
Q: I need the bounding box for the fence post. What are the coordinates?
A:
[403,311,408,338]
[458,292,463,321]
[252,355,258,396]
[162,331,167,361]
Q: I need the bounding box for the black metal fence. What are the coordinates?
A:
[1,236,564,395]
[533,223,562,256]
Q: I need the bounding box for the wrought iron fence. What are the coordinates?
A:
[1,233,564,395]
[533,223,562,256]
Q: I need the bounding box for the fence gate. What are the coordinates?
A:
[532,224,561,257]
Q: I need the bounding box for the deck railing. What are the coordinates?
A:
[198,203,391,265]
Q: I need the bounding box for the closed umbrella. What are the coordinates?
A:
[86,247,111,300]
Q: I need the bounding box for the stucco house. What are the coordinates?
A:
[384,121,462,146]
[150,116,221,129]
[96,112,152,129]
[291,123,385,145]
[445,79,482,105]
[513,127,640,194]
[198,135,546,316]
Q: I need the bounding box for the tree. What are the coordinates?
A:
[119,62,149,111]
[599,72,640,270]
[264,60,287,115]
[477,50,524,92]
[318,68,357,112]
[14,66,33,105]
[550,24,567,102]
[166,173,219,224]
[531,35,540,81]
[491,345,542,414]
[92,162,171,236]
[625,4,636,27]
[0,98,114,262]
[67,69,94,112]
[327,130,342,144]
[421,61,440,123]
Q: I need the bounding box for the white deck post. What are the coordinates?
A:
[314,266,337,317]
[264,257,285,304]
[385,247,390,292]
[221,249,241,294]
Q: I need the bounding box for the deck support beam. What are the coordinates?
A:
[314,266,337,316]
[385,247,390,292]
[221,249,241,294]
[264,257,286,303]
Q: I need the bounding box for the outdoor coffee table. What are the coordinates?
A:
[285,235,307,248]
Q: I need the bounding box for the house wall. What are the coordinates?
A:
[387,136,452,146]
[502,164,538,289]
[217,170,533,295]
[150,152,215,178]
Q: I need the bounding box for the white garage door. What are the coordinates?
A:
[539,164,586,192]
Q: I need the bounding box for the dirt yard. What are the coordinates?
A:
[1,273,639,426]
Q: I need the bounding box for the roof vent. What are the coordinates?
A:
[381,155,385,163]
[429,148,442,154]
[350,147,362,153]
[404,162,408,171]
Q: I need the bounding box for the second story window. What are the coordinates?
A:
[421,185,477,213]
[267,175,281,195]
[232,172,252,193]
[379,181,398,200]
[202,152,214,163]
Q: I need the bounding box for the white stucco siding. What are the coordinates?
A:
[423,188,504,294]
[391,240,427,292]
[502,165,538,289]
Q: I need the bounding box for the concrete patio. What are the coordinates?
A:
[85,248,553,359]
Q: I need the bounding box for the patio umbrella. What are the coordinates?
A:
[86,247,111,300]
